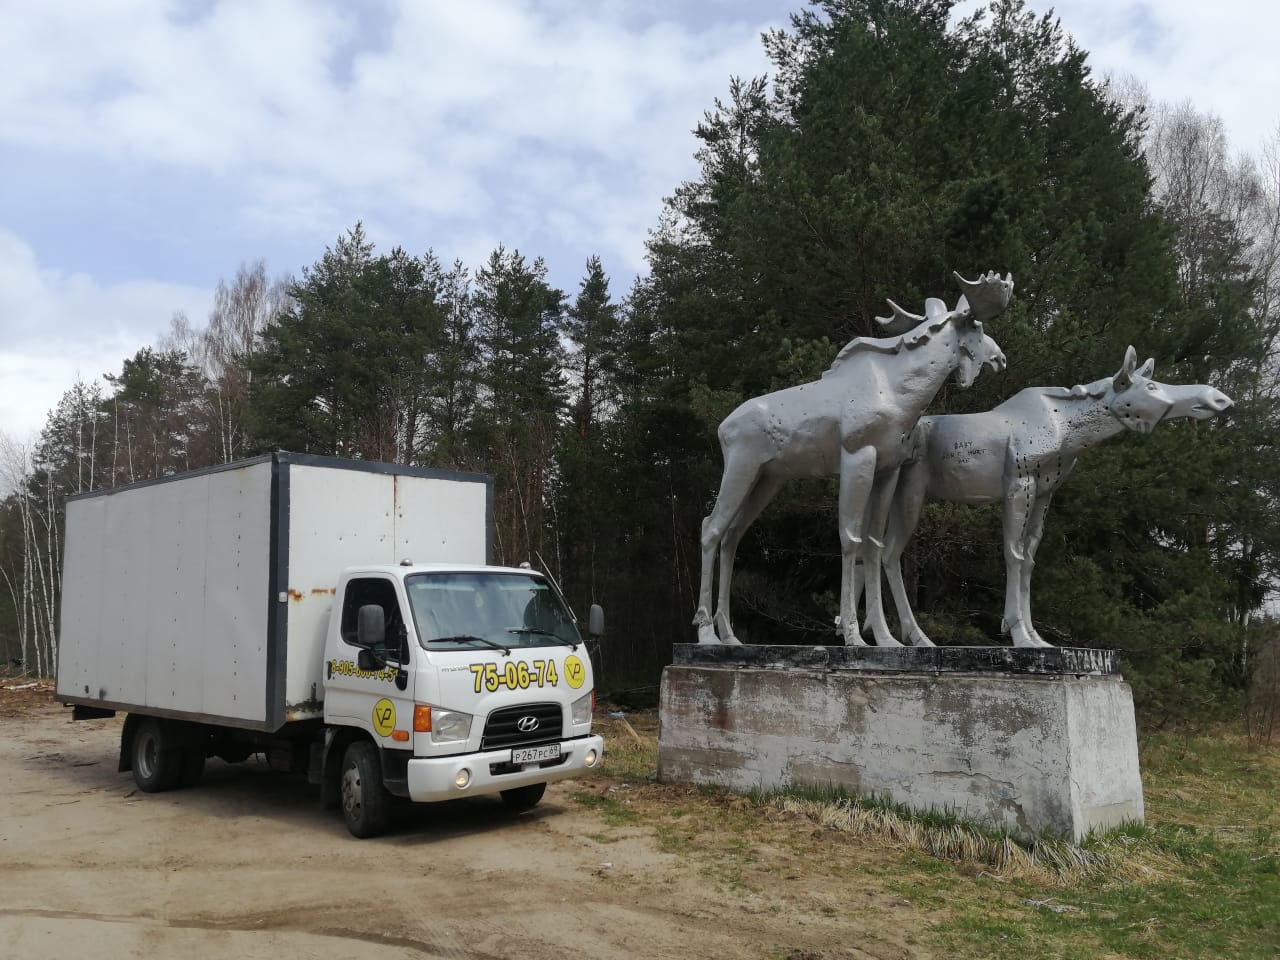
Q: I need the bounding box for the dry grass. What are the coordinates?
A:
[590,705,1184,888]
[0,679,54,717]
[772,794,1185,887]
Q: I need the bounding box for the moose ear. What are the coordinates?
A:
[924,297,948,323]
[1113,345,1138,390]
[1137,357,1155,378]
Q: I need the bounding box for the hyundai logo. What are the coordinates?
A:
[516,715,540,733]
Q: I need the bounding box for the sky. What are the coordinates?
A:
[2,0,1277,446]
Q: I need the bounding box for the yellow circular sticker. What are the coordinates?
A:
[564,655,586,690]
[372,698,396,737]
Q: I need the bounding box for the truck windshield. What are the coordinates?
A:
[405,572,582,652]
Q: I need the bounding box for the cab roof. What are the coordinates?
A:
[340,563,546,578]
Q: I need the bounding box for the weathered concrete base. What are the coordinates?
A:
[658,647,1144,841]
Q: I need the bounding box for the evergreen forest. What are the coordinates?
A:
[3,1,1278,727]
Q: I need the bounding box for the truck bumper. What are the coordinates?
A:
[405,734,605,802]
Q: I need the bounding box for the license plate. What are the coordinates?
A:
[512,743,561,764]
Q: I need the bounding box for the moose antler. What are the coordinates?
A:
[875,298,925,332]
[953,271,1014,323]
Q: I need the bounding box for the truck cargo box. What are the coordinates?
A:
[56,453,493,731]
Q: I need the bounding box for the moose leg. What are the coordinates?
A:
[839,557,865,638]
[862,467,903,646]
[695,453,763,644]
[1001,476,1037,647]
[713,473,784,645]
[1017,494,1054,647]
[696,512,727,647]
[838,447,878,646]
[883,460,934,646]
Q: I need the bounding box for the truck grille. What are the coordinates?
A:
[482,702,563,750]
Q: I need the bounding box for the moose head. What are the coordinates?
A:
[875,271,1011,388]
[1109,346,1234,434]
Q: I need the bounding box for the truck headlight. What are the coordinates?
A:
[571,691,593,726]
[432,708,473,743]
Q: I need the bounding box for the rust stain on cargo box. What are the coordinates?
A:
[288,589,304,602]
[286,699,323,722]
[310,587,335,596]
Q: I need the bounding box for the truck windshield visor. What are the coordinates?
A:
[405,572,582,651]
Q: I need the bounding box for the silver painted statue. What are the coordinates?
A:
[694,271,1012,646]
[874,347,1233,647]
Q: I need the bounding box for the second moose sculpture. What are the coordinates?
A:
[876,347,1233,647]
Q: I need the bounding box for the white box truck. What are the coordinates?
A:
[56,452,605,837]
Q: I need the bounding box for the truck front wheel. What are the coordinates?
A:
[501,782,546,813]
[340,741,392,838]
[132,719,182,793]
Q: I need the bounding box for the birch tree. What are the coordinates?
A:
[165,260,290,463]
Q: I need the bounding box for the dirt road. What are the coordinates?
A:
[0,690,931,960]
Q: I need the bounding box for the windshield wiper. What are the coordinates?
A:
[508,628,578,650]
[429,634,511,656]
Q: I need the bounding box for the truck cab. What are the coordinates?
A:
[323,562,605,836]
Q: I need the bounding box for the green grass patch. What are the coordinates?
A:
[652,822,689,853]
[1141,727,1280,834]
[569,791,641,827]
[938,836,1279,960]
[924,728,1280,960]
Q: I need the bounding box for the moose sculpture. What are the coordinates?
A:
[872,347,1233,647]
[694,271,1012,646]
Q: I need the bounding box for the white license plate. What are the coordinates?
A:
[512,743,561,764]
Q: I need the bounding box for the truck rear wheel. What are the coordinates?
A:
[500,782,546,813]
[340,741,392,838]
[132,719,182,793]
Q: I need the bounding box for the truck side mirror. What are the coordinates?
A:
[357,604,386,650]
[587,604,605,639]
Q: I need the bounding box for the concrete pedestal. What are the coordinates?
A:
[658,645,1144,841]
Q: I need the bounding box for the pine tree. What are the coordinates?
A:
[554,258,625,628]
[247,225,445,463]
[422,260,482,470]
[471,248,566,564]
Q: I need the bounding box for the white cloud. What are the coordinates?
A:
[0,227,212,443]
[4,2,1273,268]
[1025,1,1279,157]
[0,1,775,283]
[3,0,1274,447]
[0,3,784,440]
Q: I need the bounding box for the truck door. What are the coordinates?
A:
[325,576,416,749]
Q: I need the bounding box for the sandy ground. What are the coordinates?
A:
[0,687,933,960]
